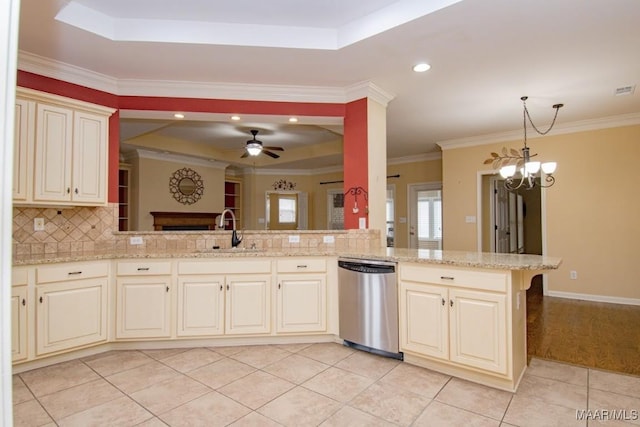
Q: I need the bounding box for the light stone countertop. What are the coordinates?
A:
[13,247,562,271]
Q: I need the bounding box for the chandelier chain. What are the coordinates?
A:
[522,98,562,146]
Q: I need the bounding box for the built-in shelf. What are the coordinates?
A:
[223,179,242,230]
[118,167,130,231]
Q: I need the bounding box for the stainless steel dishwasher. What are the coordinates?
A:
[338,258,402,360]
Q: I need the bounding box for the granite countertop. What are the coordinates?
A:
[13,247,562,271]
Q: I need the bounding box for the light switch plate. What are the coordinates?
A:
[288,235,300,243]
[465,216,477,223]
[130,236,143,245]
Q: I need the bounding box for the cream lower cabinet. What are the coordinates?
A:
[177,275,225,337]
[225,275,271,335]
[35,262,109,356]
[399,263,508,376]
[11,286,28,362]
[177,260,272,336]
[116,261,172,339]
[275,258,327,333]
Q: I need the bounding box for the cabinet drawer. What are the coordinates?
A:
[400,263,507,293]
[117,261,172,276]
[37,262,109,284]
[12,268,29,287]
[277,258,326,273]
[179,259,271,275]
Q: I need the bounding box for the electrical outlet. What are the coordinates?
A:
[288,235,300,243]
[34,218,45,231]
[359,217,367,229]
[130,236,143,245]
[570,270,578,280]
[323,235,335,244]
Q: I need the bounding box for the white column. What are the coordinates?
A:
[366,98,388,247]
[0,0,20,425]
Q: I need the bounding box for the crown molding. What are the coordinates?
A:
[18,51,397,105]
[387,152,442,165]
[437,112,640,151]
[18,51,119,93]
[344,81,395,107]
[129,149,229,169]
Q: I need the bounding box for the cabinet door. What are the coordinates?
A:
[277,275,326,333]
[177,275,225,337]
[226,275,271,335]
[34,103,73,202]
[11,287,28,362]
[13,99,34,201]
[36,278,107,356]
[72,111,108,203]
[399,282,449,359]
[116,277,172,339]
[449,288,507,374]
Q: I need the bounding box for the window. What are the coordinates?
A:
[278,196,297,223]
[416,189,442,246]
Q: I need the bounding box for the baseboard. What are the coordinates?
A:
[546,290,640,306]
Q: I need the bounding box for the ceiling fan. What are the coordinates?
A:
[241,129,284,159]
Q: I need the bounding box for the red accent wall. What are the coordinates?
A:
[16,71,350,204]
[343,98,368,229]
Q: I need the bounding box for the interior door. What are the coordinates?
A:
[408,183,442,249]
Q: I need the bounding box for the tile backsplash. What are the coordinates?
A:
[12,204,380,256]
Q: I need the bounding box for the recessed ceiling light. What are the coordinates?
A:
[231,115,241,121]
[413,63,431,73]
[289,117,298,123]
[174,113,184,119]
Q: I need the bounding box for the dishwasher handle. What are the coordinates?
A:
[338,260,395,274]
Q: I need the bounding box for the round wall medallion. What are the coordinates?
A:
[169,168,204,205]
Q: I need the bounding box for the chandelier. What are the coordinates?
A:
[484,96,563,191]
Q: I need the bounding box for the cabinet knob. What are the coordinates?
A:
[66,188,70,194]
[441,298,445,306]
[166,286,169,292]
[22,298,26,306]
[278,283,281,289]
[74,188,79,194]
[220,285,223,291]
[226,284,230,291]
[39,296,43,303]
[450,299,454,307]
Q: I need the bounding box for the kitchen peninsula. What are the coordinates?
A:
[11,230,561,392]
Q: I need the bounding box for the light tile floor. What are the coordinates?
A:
[12,343,640,426]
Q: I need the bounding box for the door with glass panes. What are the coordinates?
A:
[408,183,442,249]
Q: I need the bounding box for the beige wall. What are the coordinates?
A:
[387,158,443,249]
[442,124,640,300]
[133,157,225,230]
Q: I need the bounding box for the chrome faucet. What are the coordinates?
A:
[218,209,243,248]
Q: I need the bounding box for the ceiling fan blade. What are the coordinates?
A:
[240,151,249,158]
[263,150,280,159]
[263,146,284,151]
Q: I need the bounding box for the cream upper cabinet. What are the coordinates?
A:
[16,87,114,206]
[116,261,172,339]
[35,262,109,356]
[275,258,327,333]
[226,275,271,335]
[177,275,225,337]
[13,98,35,201]
[399,263,509,376]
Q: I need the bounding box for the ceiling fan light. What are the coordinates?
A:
[541,162,557,174]
[246,143,262,156]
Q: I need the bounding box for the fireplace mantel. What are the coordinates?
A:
[150,212,220,231]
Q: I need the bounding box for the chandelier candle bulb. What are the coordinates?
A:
[541,162,557,174]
